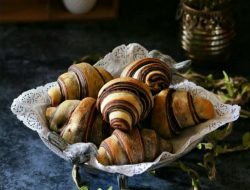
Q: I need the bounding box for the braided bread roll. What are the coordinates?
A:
[57,97,111,145]
[151,89,215,139]
[46,100,80,132]
[121,58,172,94]
[97,77,154,131]
[48,63,113,106]
[97,128,173,165]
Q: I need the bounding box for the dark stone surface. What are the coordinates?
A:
[1,0,250,189]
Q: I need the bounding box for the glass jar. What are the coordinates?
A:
[178,0,235,65]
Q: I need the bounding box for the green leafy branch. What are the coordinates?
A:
[170,162,200,190]
[169,122,250,190]
[176,70,250,188]
[197,123,250,180]
[183,70,250,117]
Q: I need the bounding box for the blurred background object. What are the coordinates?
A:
[177,0,235,66]
[0,0,118,22]
[62,0,97,14]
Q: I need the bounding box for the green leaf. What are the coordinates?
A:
[222,71,234,98]
[241,84,250,96]
[79,186,89,190]
[197,143,202,150]
[206,74,214,81]
[223,70,229,82]
[197,143,214,150]
[242,132,250,147]
[197,162,204,168]
[214,145,224,156]
[107,186,113,190]
[191,178,199,190]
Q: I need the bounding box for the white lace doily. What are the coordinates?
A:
[95,43,176,78]
[11,43,240,177]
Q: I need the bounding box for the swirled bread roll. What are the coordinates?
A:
[58,97,111,145]
[97,128,173,165]
[121,58,172,94]
[150,89,181,139]
[96,77,154,131]
[48,63,113,106]
[46,100,80,133]
[172,90,215,128]
[150,89,215,139]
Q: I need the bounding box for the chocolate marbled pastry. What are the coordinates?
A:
[121,58,172,94]
[46,100,80,133]
[150,89,215,139]
[96,77,154,131]
[59,97,111,146]
[48,62,113,106]
[172,90,215,128]
[150,89,181,139]
[97,128,173,165]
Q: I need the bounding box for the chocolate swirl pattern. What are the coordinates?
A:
[46,97,111,146]
[48,63,113,106]
[151,89,215,139]
[121,58,172,94]
[97,128,173,165]
[97,77,154,131]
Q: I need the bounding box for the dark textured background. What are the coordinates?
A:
[1,0,250,189]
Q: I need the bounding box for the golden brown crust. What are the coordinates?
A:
[89,113,110,146]
[113,128,144,164]
[158,135,173,154]
[172,91,196,128]
[150,88,215,140]
[61,97,96,144]
[99,135,129,165]
[45,107,56,121]
[97,128,173,165]
[97,147,111,166]
[95,66,113,83]
[48,85,62,106]
[69,63,104,98]
[141,128,173,160]
[48,100,80,132]
[121,58,172,94]
[98,77,152,99]
[150,89,173,139]
[97,77,153,131]
[48,62,113,106]
[193,97,215,120]
[58,72,80,100]
[140,129,158,162]
[59,97,111,145]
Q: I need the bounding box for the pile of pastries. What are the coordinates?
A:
[46,58,215,166]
